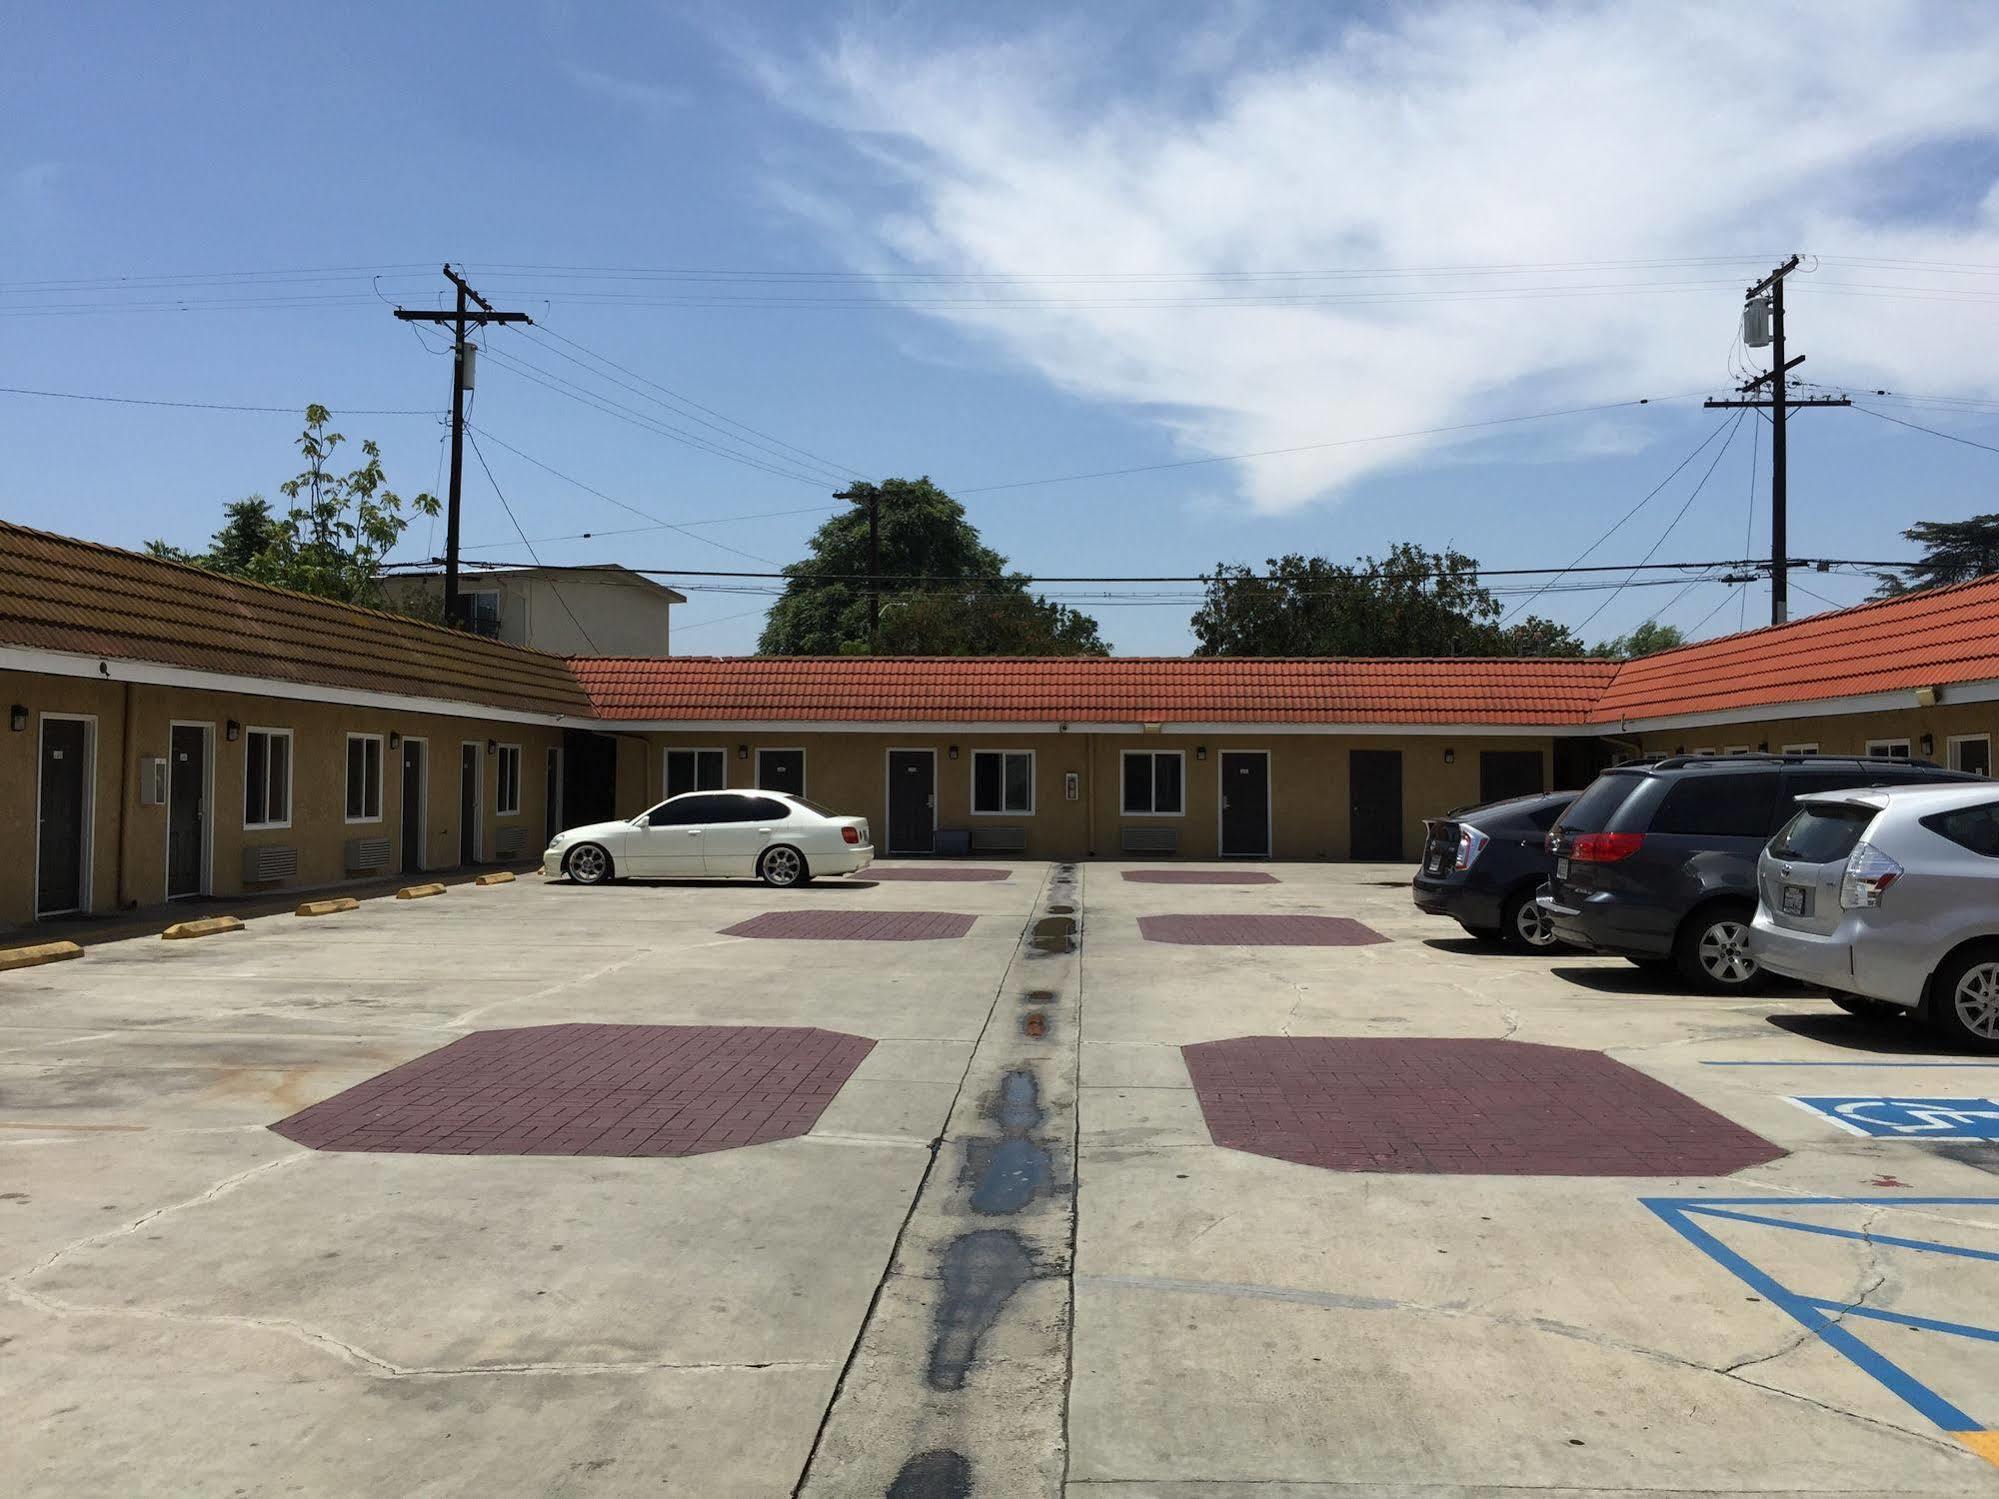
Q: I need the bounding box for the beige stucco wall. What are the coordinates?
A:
[626,729,1564,862]
[1618,702,1998,770]
[379,574,673,657]
[2,669,563,930]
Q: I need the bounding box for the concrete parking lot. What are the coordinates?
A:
[5,864,1998,1496]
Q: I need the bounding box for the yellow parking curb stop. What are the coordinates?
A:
[162,916,245,941]
[475,871,516,886]
[396,883,446,901]
[0,940,84,971]
[296,898,360,917]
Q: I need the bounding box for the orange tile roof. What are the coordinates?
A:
[1591,573,1999,723]
[572,654,1623,725]
[0,521,593,718]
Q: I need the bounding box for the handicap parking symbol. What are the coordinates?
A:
[1790,1096,1999,1141]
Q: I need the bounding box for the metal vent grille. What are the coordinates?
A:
[242,845,299,883]
[344,837,391,872]
[493,826,527,858]
[1121,826,1180,855]
[968,826,1028,853]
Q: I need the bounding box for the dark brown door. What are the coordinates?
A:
[758,748,805,796]
[1219,752,1270,857]
[1478,750,1544,805]
[459,743,479,865]
[401,740,425,874]
[544,748,563,844]
[1349,749,1404,861]
[887,751,934,854]
[36,718,88,915]
[167,724,206,898]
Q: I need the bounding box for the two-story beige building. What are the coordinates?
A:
[379,564,685,657]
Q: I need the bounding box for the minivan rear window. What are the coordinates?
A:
[1769,803,1875,863]
[1556,774,1640,834]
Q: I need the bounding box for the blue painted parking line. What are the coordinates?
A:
[1644,1195,1999,1464]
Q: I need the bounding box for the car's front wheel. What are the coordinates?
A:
[1502,888,1560,951]
[1928,946,1999,1052]
[565,842,614,886]
[1675,903,1765,993]
[758,845,810,888]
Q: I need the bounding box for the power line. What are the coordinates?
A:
[1853,405,1999,457]
[1687,583,1748,637]
[456,504,841,552]
[0,384,438,416]
[463,428,600,653]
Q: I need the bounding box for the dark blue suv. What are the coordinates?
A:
[1412,791,1575,949]
[1538,754,1979,991]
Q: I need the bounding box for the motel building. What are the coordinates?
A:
[3,516,1996,932]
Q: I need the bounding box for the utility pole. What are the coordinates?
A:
[836,484,880,651]
[1704,255,1848,625]
[394,266,532,627]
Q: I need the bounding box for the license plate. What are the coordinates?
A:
[1780,884,1808,917]
[1556,857,1569,881]
[1425,854,1444,874]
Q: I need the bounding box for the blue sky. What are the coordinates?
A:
[6,1,1999,655]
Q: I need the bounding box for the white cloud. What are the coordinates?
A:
[751,2,1999,512]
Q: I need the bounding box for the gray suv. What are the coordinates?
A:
[1537,754,1980,992]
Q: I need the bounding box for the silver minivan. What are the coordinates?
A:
[1750,785,1999,1049]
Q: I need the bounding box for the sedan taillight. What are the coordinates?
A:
[841,825,861,845]
[1455,826,1490,871]
[1840,841,1902,908]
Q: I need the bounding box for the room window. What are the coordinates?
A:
[972,750,1034,815]
[465,590,502,639]
[496,745,522,816]
[1867,739,1911,759]
[1949,735,1992,777]
[1122,751,1184,815]
[665,747,726,798]
[344,733,384,822]
[1781,743,1819,755]
[243,727,292,829]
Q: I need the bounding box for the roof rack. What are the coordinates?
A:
[1644,752,1945,771]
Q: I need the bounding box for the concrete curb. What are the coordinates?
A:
[474,871,517,886]
[0,940,85,971]
[161,916,246,941]
[396,883,447,901]
[296,897,361,917]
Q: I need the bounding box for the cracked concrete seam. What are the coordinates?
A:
[1078,1270,1961,1456]
[1720,1205,1891,1379]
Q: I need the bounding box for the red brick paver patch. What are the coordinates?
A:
[272,1023,874,1157]
[866,867,1012,882]
[1139,914,1385,945]
[722,909,977,940]
[1183,1036,1784,1176]
[1122,870,1280,885]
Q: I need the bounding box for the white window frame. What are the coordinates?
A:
[1120,749,1186,817]
[242,726,294,831]
[1724,745,1752,756]
[1781,743,1819,755]
[34,712,97,918]
[755,746,807,797]
[344,732,385,824]
[1948,733,1992,776]
[663,746,728,801]
[970,748,1035,816]
[495,743,522,816]
[1866,738,1912,759]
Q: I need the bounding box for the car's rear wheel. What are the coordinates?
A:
[1829,993,1904,1022]
[1927,947,1999,1052]
[565,843,613,886]
[758,845,810,888]
[1675,903,1765,993]
[1502,888,1559,951]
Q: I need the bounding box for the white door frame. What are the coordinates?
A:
[34,712,97,918]
[165,719,215,899]
[459,739,483,864]
[401,736,429,873]
[1216,749,1273,859]
[884,747,938,854]
[1947,733,1992,775]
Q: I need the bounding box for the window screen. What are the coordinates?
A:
[666,748,726,798]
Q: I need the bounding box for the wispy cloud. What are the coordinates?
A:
[750,2,1999,513]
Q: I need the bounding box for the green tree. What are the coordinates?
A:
[1587,620,1686,658]
[757,478,1110,656]
[1189,545,1583,657]
[1871,512,1999,598]
[146,408,437,610]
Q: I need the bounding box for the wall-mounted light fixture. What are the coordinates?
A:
[1916,685,1940,708]
[737,744,749,760]
[389,731,401,749]
[487,739,498,755]
[1921,733,1936,757]
[948,744,960,760]
[1442,747,1455,765]
[8,704,26,733]
[225,719,241,742]
[1195,745,1207,761]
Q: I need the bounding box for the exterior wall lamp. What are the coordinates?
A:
[948,745,960,760]
[1442,747,1455,765]
[9,704,26,732]
[226,719,241,742]
[737,744,749,760]
[487,739,497,755]
[1195,746,1207,761]
[389,731,401,748]
[1921,733,1936,757]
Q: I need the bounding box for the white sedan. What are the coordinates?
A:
[543,790,873,887]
